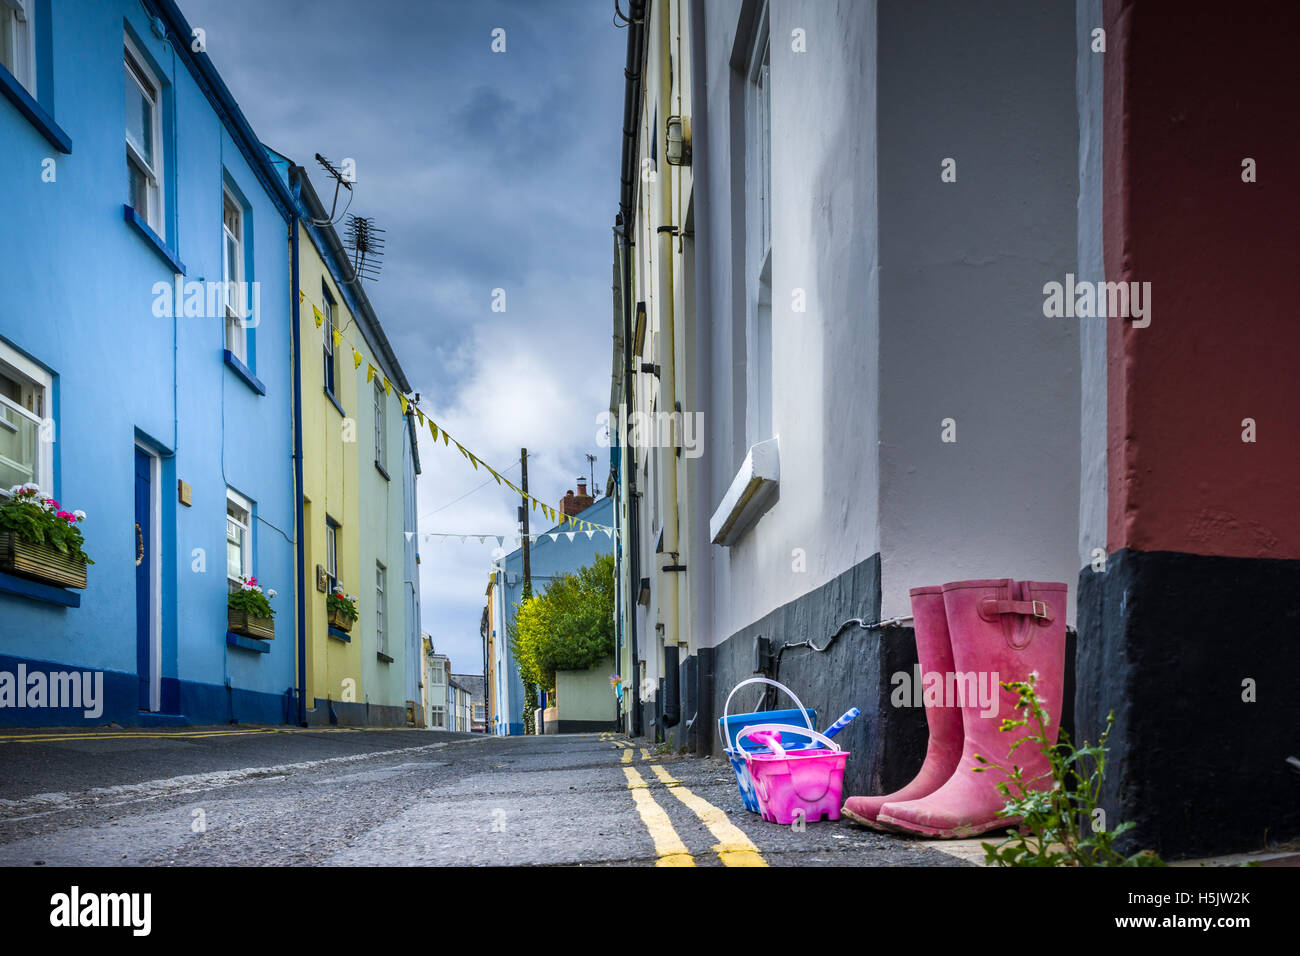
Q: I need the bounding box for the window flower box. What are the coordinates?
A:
[327,585,358,632]
[227,607,274,640]
[228,576,277,640]
[0,485,92,589]
[0,531,88,589]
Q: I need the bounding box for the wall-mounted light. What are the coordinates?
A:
[666,115,691,166]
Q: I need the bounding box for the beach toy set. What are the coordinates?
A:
[718,676,856,824]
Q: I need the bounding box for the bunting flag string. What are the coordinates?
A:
[404,529,614,545]
[299,284,615,536]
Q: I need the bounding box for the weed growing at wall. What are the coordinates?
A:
[975,674,1164,867]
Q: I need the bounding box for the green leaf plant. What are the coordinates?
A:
[974,673,1164,867]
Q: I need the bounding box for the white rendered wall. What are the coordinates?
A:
[875,0,1081,622]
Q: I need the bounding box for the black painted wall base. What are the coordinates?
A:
[546,718,618,734]
[306,697,407,728]
[1076,548,1300,859]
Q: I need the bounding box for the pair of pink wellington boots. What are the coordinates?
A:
[843,578,1067,838]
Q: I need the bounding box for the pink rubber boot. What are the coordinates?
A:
[842,587,962,829]
[877,579,1067,839]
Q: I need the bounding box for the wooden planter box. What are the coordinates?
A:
[228,608,274,640]
[328,605,356,632]
[0,531,87,589]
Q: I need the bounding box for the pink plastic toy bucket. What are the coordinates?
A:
[736,724,850,825]
[718,677,819,814]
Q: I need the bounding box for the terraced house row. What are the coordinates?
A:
[0,0,424,727]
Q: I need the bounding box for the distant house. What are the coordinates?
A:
[485,485,614,735]
[423,637,449,730]
[452,673,486,733]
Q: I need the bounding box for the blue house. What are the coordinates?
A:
[488,494,614,735]
[0,0,298,725]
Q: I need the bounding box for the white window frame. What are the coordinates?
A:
[744,9,773,449]
[375,561,386,654]
[373,375,386,468]
[322,284,337,397]
[125,35,165,236]
[0,342,51,495]
[0,0,36,95]
[226,488,252,588]
[325,518,339,590]
[222,186,246,362]
[430,705,445,729]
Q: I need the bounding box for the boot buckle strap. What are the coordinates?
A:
[978,597,1055,625]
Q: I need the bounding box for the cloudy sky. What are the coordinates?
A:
[182,0,626,673]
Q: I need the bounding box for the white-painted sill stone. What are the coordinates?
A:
[709,437,780,546]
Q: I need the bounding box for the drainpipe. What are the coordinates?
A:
[289,192,308,727]
[618,0,648,738]
[654,0,684,728]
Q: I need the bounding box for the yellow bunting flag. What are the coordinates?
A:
[313,305,324,328]
[332,328,341,348]
[299,289,306,304]
[353,349,363,370]
[383,377,391,396]
[416,409,425,426]
[429,420,438,442]
[400,394,409,416]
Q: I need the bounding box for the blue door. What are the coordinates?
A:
[134,447,152,711]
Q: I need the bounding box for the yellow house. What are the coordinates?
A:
[285,158,421,726]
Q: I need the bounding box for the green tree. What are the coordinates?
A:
[510,553,615,695]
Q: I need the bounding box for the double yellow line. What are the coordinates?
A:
[615,745,766,867]
[0,724,422,744]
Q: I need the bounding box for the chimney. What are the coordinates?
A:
[559,476,595,518]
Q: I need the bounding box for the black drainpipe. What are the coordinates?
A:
[618,0,648,738]
[289,184,308,727]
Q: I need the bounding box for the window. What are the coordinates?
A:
[322,283,337,397]
[125,38,164,236]
[430,705,445,729]
[743,10,773,447]
[0,0,35,94]
[430,660,445,684]
[375,562,386,654]
[0,343,50,493]
[373,376,385,468]
[226,489,252,590]
[325,517,339,591]
[222,188,246,362]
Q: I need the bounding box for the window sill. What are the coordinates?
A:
[328,626,351,643]
[377,651,393,664]
[374,460,390,482]
[709,437,780,546]
[0,570,81,608]
[324,388,346,417]
[226,631,270,654]
[124,205,186,275]
[224,350,266,395]
[0,64,71,154]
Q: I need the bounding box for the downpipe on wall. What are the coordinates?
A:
[654,0,685,732]
[618,0,648,738]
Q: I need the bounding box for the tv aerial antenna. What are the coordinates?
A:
[312,153,353,227]
[345,215,386,283]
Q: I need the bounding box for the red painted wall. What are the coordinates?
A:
[1105,0,1300,559]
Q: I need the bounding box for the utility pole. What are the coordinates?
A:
[520,448,532,598]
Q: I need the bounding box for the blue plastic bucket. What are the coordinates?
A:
[718,677,818,813]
